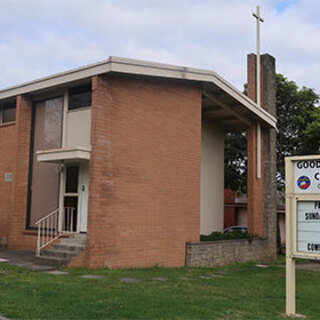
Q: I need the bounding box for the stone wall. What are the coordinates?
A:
[186,238,275,267]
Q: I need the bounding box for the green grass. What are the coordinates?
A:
[0,259,319,319]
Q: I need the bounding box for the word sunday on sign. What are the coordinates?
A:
[285,155,320,317]
[297,200,320,253]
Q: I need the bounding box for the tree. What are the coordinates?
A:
[224,74,320,192]
[224,131,247,193]
[276,74,320,190]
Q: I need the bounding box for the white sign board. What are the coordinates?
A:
[285,156,320,316]
[294,159,320,193]
[297,201,320,253]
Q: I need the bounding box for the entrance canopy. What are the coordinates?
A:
[202,83,266,132]
[37,147,90,163]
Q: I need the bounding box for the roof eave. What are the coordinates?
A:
[0,56,276,128]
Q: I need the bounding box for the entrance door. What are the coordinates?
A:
[63,163,89,233]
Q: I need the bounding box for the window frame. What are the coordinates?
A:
[26,95,64,230]
[68,84,92,111]
[0,101,16,125]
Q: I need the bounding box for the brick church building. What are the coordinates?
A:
[0,55,277,268]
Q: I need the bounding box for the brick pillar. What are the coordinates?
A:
[261,55,277,257]
[87,74,201,269]
[247,54,265,237]
[8,95,32,248]
[86,74,114,268]
[247,54,276,243]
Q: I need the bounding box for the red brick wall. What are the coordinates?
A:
[0,122,16,245]
[9,95,34,249]
[0,95,36,250]
[86,74,202,269]
[224,189,237,228]
[247,54,265,237]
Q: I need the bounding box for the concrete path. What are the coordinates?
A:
[296,262,320,272]
[44,270,68,275]
[120,278,140,283]
[279,261,320,272]
[0,248,55,271]
[80,275,102,279]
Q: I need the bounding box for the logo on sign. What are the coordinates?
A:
[297,176,311,190]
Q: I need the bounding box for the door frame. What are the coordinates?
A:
[77,162,89,233]
[59,162,89,233]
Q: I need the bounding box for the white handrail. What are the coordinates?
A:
[35,207,76,256]
[35,208,60,225]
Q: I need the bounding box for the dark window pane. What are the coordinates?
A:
[66,166,79,193]
[69,84,92,110]
[2,103,16,123]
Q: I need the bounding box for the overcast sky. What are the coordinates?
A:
[0,0,319,94]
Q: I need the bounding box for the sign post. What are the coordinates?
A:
[285,155,320,316]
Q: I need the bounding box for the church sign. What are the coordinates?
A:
[285,155,320,317]
[296,200,320,253]
[294,159,320,193]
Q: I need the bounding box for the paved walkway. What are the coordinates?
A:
[296,261,320,272]
[278,261,320,272]
[2,247,320,274]
[0,248,55,271]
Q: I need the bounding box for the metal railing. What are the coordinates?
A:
[35,207,75,256]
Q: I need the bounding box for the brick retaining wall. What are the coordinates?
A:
[186,238,275,267]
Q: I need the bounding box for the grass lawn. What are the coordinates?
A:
[0,258,319,319]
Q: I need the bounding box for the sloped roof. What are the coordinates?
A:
[0,56,276,129]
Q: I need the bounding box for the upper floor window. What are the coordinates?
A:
[68,84,92,110]
[0,101,16,124]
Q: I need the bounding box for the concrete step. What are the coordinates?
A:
[59,238,86,246]
[33,255,69,267]
[43,249,79,259]
[34,234,87,268]
[60,234,86,243]
[52,243,85,252]
[57,239,86,247]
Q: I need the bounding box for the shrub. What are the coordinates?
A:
[200,231,254,243]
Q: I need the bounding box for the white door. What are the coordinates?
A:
[78,163,89,232]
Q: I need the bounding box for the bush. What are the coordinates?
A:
[200,231,254,242]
